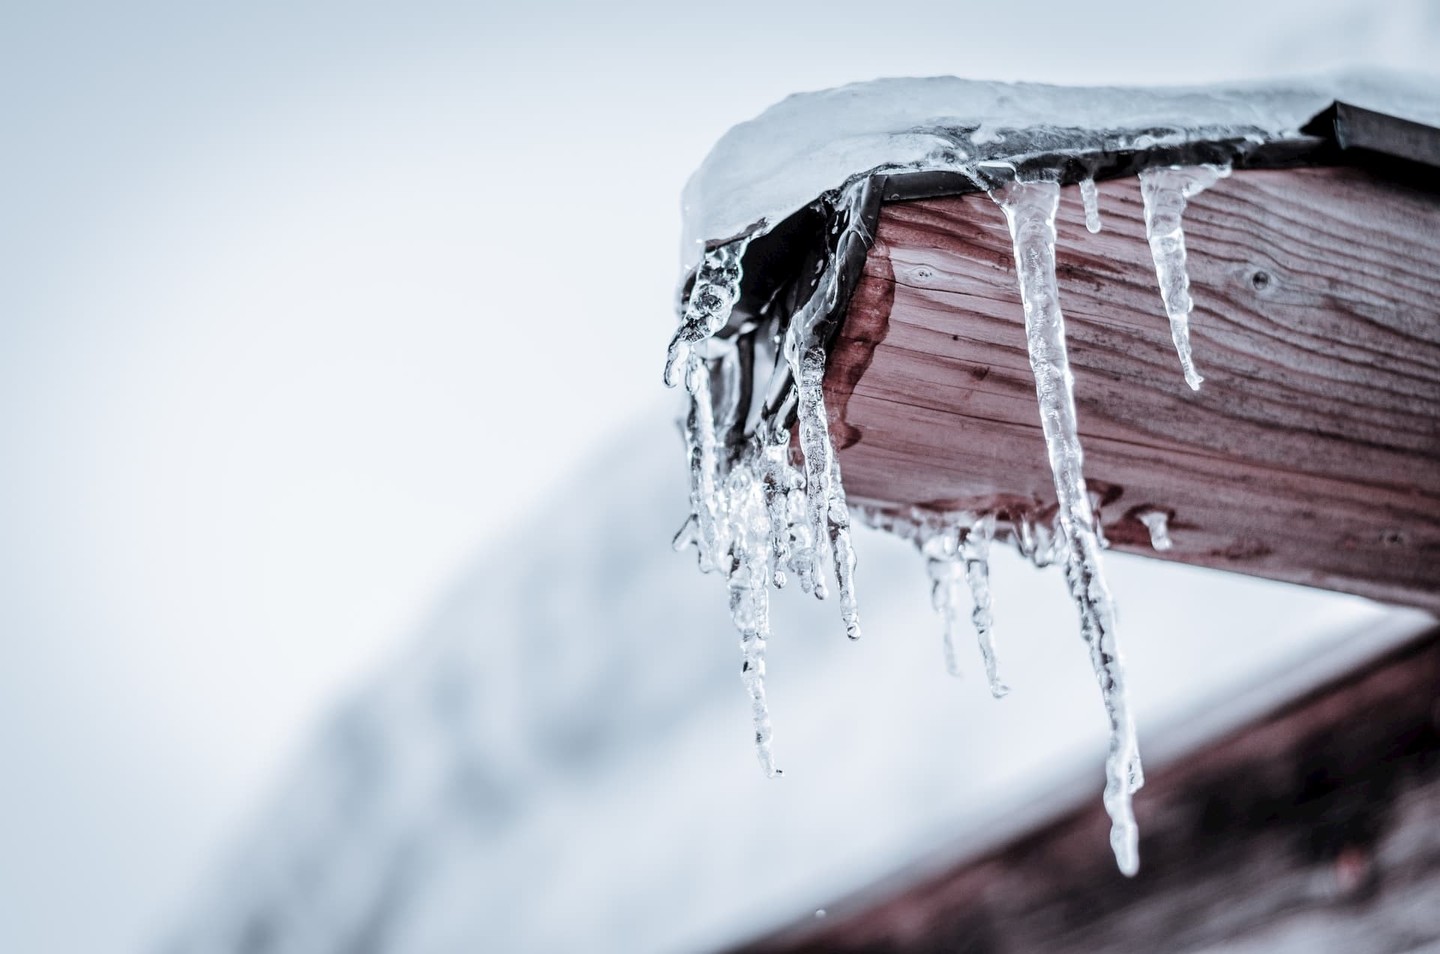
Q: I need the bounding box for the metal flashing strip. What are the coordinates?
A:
[1303,101,1440,174]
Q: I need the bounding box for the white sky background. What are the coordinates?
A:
[0,2,1435,952]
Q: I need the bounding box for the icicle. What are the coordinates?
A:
[828,453,861,640]
[1136,508,1173,552]
[758,430,795,588]
[793,346,861,637]
[992,178,1143,876]
[1139,164,1229,391]
[1015,510,1064,569]
[1014,512,1040,564]
[1079,177,1102,234]
[724,461,782,777]
[682,353,724,573]
[665,183,871,775]
[909,511,1007,696]
[793,347,835,601]
[780,181,869,639]
[962,514,1008,698]
[671,513,697,553]
[920,524,967,678]
[783,476,821,597]
[1091,489,1112,551]
[664,236,751,387]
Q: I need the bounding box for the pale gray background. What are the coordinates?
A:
[1,2,1436,951]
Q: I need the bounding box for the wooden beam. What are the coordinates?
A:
[729,628,1440,953]
[824,166,1440,611]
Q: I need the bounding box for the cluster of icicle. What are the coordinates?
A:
[857,507,1066,702]
[665,165,1222,874]
[664,184,869,777]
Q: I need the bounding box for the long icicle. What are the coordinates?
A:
[962,513,1008,699]
[682,352,723,572]
[758,428,796,588]
[793,347,836,601]
[1138,164,1229,391]
[669,236,750,576]
[921,524,967,678]
[992,178,1143,876]
[725,460,781,777]
[781,182,869,639]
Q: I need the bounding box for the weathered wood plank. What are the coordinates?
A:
[824,166,1440,611]
[730,629,1440,954]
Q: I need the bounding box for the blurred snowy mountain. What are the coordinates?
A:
[161,409,896,953]
[160,407,1412,954]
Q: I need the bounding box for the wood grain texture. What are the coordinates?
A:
[825,167,1440,610]
[730,629,1440,954]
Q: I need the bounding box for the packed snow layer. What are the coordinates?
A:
[681,71,1440,267]
[163,410,1426,954]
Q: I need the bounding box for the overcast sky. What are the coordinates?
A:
[1,2,1435,952]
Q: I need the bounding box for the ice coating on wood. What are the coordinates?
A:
[682,72,1440,268]
[1140,164,1231,390]
[992,178,1142,875]
[1079,177,1102,233]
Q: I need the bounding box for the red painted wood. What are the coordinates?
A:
[825,167,1440,610]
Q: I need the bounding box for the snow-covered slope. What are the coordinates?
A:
[162,406,1420,954]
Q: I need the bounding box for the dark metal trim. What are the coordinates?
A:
[1302,101,1440,179]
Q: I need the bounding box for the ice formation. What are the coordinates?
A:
[991,178,1141,875]
[667,170,1164,868]
[1137,508,1174,552]
[963,516,1005,698]
[1139,164,1230,390]
[668,171,1158,861]
[665,238,751,389]
[668,72,1438,873]
[666,238,780,773]
[665,183,871,773]
[859,507,1011,696]
[920,513,1007,697]
[1079,177,1102,233]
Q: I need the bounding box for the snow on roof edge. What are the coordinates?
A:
[679,70,1440,272]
